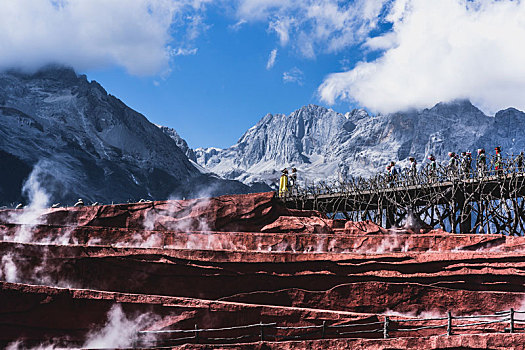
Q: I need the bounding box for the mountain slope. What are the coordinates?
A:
[0,66,248,205]
[195,101,525,187]
[157,125,197,162]
[195,105,348,185]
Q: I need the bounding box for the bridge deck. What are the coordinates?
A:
[285,173,525,213]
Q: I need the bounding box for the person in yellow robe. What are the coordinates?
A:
[279,168,288,197]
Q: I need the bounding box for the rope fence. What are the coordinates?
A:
[134,309,524,347]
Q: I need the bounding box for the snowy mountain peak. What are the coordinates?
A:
[195,101,525,188]
[345,108,370,122]
[20,65,79,82]
[426,99,485,119]
[291,104,334,119]
[495,107,525,120]
[195,104,349,186]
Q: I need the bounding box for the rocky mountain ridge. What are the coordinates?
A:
[0,66,249,205]
[157,124,197,162]
[194,101,525,187]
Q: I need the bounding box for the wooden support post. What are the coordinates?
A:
[194,324,199,343]
[486,199,492,234]
[377,200,382,226]
[478,200,485,233]
[459,195,472,234]
[447,311,452,336]
[322,321,327,339]
[260,321,264,341]
[510,308,515,333]
[386,207,395,229]
[450,185,457,233]
[383,316,389,339]
[379,199,384,227]
[431,204,435,228]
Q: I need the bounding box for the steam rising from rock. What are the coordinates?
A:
[8,161,51,242]
[83,304,157,349]
[6,304,159,349]
[0,254,18,283]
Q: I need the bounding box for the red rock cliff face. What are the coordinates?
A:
[0,192,524,349]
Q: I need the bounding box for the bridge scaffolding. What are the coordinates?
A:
[284,156,525,235]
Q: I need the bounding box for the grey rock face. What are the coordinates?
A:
[157,125,197,162]
[195,100,525,187]
[0,66,248,205]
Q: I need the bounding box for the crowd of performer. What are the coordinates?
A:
[278,147,525,197]
[386,147,525,184]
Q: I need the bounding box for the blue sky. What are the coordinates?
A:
[83,40,352,149]
[3,1,525,149]
[84,7,364,149]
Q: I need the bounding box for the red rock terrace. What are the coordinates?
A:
[0,192,524,349]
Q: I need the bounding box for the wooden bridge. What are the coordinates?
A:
[284,157,525,235]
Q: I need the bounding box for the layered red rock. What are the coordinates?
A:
[176,333,525,350]
[0,192,524,348]
[0,224,519,253]
[0,192,324,233]
[0,281,374,347]
[261,216,332,234]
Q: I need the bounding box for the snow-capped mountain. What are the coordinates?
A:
[0,66,249,205]
[195,101,525,187]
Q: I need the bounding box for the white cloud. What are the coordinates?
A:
[319,0,525,114]
[171,47,199,56]
[0,0,211,75]
[339,58,352,71]
[235,0,389,58]
[229,19,247,31]
[236,0,294,21]
[283,67,304,85]
[266,48,277,69]
[185,14,211,41]
[269,17,293,46]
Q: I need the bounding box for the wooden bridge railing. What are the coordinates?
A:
[283,155,525,235]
